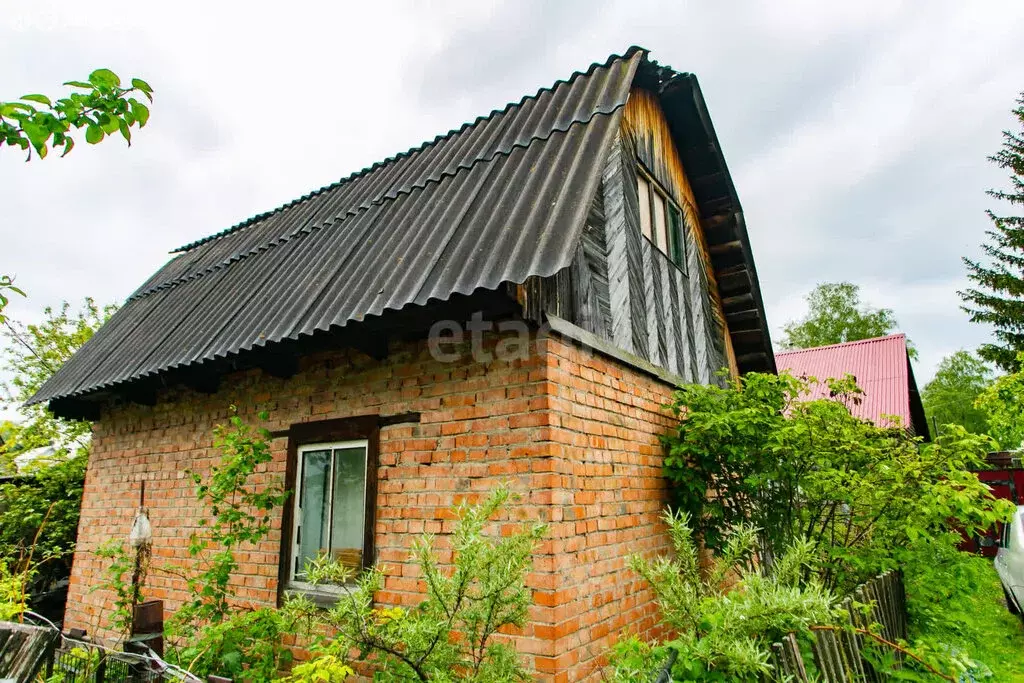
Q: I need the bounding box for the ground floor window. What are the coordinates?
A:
[291,440,368,586]
[280,416,379,598]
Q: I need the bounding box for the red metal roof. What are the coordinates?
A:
[775,334,921,432]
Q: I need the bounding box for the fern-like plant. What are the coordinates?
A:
[618,510,837,681]
[281,486,546,682]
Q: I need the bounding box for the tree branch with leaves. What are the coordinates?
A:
[1,68,152,160]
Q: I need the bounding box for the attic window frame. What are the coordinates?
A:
[636,164,688,275]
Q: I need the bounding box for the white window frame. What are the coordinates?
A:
[636,165,688,273]
[289,439,369,591]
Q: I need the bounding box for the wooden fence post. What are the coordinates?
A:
[765,569,909,682]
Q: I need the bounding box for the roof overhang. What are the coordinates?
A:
[651,67,775,374]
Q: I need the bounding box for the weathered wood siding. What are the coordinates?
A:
[551,87,735,385]
[519,87,737,384]
[620,87,736,381]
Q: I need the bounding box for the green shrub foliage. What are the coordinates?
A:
[0,452,85,592]
[282,486,546,682]
[975,351,1024,451]
[0,560,29,621]
[130,408,294,681]
[612,510,836,681]
[0,299,111,593]
[663,371,1013,591]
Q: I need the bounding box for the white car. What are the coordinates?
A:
[995,504,1024,617]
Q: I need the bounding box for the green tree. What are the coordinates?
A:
[1,68,152,160]
[960,93,1024,372]
[976,352,1024,451]
[1,299,116,470]
[780,282,914,356]
[0,300,112,593]
[921,350,993,436]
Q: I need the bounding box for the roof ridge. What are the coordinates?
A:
[775,333,906,356]
[129,100,631,303]
[172,45,649,254]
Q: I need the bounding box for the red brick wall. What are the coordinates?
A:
[66,330,676,682]
[537,335,675,681]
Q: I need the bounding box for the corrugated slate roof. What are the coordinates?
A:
[33,46,778,410]
[775,334,927,436]
[30,49,644,405]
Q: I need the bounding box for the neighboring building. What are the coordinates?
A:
[30,47,773,681]
[775,333,930,439]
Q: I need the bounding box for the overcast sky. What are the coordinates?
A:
[3,0,1023,411]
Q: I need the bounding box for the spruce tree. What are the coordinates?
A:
[961,93,1024,372]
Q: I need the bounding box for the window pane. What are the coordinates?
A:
[669,205,686,270]
[652,191,668,253]
[637,177,652,240]
[329,447,367,571]
[295,449,331,579]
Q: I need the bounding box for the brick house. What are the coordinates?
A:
[31,47,773,681]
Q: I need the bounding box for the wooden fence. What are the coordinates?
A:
[0,621,60,681]
[768,569,907,682]
[0,620,226,682]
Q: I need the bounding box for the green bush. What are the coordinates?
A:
[611,509,837,681]
[663,371,1014,591]
[172,607,298,682]
[281,486,546,683]
[0,559,28,621]
[0,452,86,592]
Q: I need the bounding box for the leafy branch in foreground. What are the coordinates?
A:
[0,275,24,325]
[283,486,547,682]
[1,68,153,160]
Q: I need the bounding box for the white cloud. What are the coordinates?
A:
[2,0,1023,390]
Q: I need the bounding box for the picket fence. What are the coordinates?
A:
[653,569,908,683]
[768,569,907,682]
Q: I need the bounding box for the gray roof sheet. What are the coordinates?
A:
[31,48,644,405]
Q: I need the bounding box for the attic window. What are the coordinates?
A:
[637,169,687,272]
